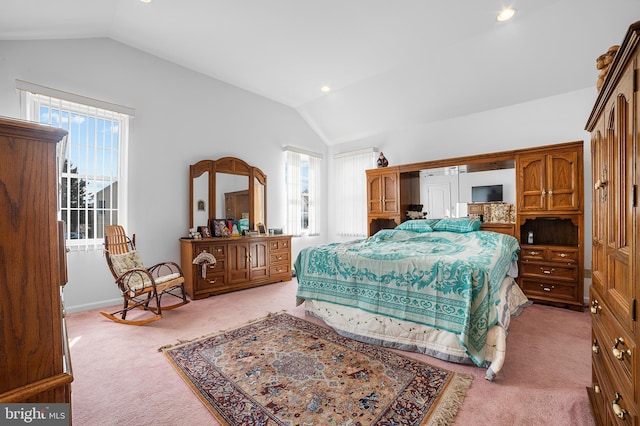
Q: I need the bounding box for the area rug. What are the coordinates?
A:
[160,313,472,425]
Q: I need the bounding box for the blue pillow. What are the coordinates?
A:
[395,220,434,233]
[433,217,481,233]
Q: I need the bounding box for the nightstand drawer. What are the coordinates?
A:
[520,278,577,300]
[548,247,578,263]
[521,262,577,281]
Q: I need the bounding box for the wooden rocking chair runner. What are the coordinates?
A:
[101,225,189,325]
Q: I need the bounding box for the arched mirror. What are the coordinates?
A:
[189,157,267,233]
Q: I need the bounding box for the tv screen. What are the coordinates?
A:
[472,184,503,202]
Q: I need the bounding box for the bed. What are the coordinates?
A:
[294,217,531,380]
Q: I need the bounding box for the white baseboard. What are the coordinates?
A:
[65,298,121,314]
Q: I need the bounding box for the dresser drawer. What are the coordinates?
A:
[269,238,290,252]
[270,251,290,264]
[270,263,291,276]
[520,278,577,300]
[520,262,577,281]
[592,302,636,398]
[194,243,226,259]
[520,245,577,265]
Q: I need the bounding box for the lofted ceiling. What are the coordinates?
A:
[2,0,639,145]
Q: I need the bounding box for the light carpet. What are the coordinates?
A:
[161,312,472,425]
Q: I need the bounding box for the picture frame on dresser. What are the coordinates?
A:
[257,223,266,234]
[212,219,228,237]
[198,226,212,238]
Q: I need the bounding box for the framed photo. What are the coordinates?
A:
[211,219,229,237]
[198,226,212,238]
[256,223,266,234]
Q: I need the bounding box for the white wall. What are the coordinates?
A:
[0,38,327,312]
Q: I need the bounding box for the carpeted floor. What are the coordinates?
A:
[66,279,595,425]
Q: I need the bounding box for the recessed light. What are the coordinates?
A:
[497,7,516,22]
[140,0,152,3]
[320,85,331,93]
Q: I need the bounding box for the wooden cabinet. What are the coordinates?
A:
[517,146,582,213]
[366,167,401,235]
[585,20,640,426]
[517,213,584,311]
[516,141,584,311]
[180,235,291,299]
[0,117,73,404]
[367,167,400,215]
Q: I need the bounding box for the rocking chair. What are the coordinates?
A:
[101,225,189,325]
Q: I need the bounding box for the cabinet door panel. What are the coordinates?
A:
[603,67,635,334]
[249,241,269,280]
[547,151,580,211]
[518,155,546,211]
[228,243,249,283]
[367,174,383,214]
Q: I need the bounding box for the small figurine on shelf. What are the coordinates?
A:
[377,152,389,168]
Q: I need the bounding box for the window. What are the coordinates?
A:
[284,147,322,236]
[20,85,131,250]
[334,149,378,237]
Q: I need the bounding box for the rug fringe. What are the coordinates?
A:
[157,310,285,352]
[422,373,473,426]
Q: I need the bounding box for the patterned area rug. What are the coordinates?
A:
[161,313,472,425]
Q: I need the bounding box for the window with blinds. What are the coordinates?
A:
[22,88,131,251]
[334,149,378,237]
[284,147,322,237]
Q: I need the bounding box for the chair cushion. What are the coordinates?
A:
[109,251,151,292]
[110,250,145,276]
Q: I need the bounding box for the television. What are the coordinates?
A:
[471,184,503,202]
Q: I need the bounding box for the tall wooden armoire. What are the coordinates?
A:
[0,117,73,404]
[585,20,640,425]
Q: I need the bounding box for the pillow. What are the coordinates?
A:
[432,217,481,233]
[395,219,434,233]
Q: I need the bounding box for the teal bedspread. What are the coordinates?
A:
[294,229,520,366]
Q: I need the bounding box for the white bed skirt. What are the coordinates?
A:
[303,277,531,381]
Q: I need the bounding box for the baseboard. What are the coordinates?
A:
[65,298,121,314]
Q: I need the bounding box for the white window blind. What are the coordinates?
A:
[19,83,131,251]
[284,147,322,236]
[334,149,378,237]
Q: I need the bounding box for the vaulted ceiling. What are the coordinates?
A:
[2,0,639,145]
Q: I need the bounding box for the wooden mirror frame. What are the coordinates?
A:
[189,157,267,232]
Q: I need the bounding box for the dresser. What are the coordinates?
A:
[180,235,292,300]
[0,117,73,404]
[585,20,640,425]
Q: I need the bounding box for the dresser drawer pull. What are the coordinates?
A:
[590,300,602,315]
[612,337,632,361]
[558,253,567,258]
[528,251,540,256]
[612,393,629,420]
[539,284,555,292]
[539,267,555,275]
[592,339,600,354]
[207,278,217,284]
